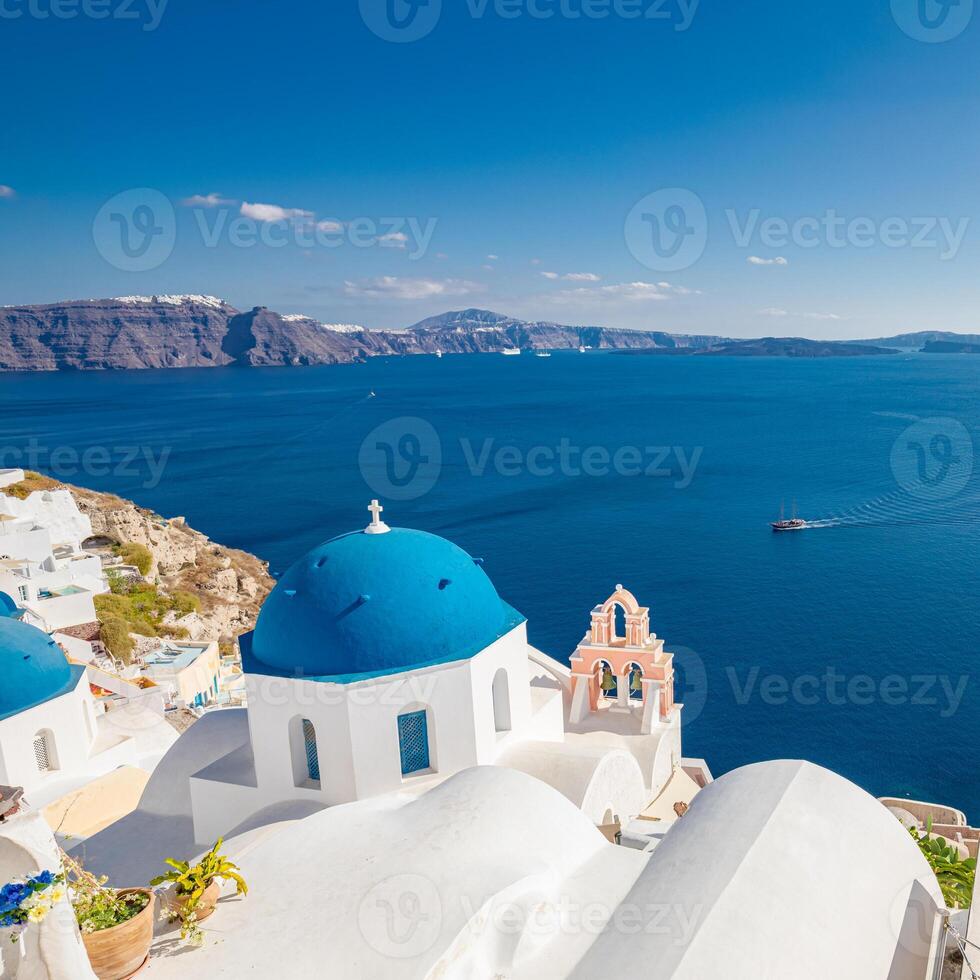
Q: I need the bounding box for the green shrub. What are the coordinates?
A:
[100,616,135,664]
[115,542,153,577]
[170,590,201,617]
[911,819,977,909]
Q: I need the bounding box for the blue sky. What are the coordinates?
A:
[1,0,979,337]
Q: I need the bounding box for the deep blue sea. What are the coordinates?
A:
[2,352,978,814]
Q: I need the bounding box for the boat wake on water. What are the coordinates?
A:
[800,486,980,530]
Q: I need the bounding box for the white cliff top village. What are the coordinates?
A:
[0,494,976,979]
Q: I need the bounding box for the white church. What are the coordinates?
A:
[0,502,961,980]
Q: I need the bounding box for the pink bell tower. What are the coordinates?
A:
[568,586,678,733]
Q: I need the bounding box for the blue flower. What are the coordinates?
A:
[0,882,29,915]
[31,871,55,887]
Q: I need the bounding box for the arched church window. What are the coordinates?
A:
[613,603,627,642]
[398,710,431,776]
[33,730,56,773]
[492,668,512,733]
[302,719,320,782]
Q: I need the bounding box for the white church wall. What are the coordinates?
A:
[346,660,476,797]
[467,624,536,761]
[245,674,358,806]
[648,715,682,796]
[0,684,91,797]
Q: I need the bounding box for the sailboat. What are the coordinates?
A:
[771,501,807,532]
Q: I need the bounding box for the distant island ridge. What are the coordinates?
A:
[0,295,972,371]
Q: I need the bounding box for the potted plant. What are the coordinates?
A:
[63,853,155,980]
[150,838,247,946]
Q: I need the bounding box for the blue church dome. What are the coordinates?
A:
[0,617,83,722]
[247,526,524,683]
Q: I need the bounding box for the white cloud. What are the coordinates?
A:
[760,307,841,321]
[545,280,698,305]
[182,192,234,208]
[317,219,344,234]
[240,201,313,222]
[748,256,789,266]
[530,258,541,265]
[344,277,485,301]
[598,282,671,301]
[378,231,408,248]
[436,252,449,260]
[487,254,499,261]
[541,271,602,282]
[0,185,16,199]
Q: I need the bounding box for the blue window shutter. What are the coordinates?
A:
[398,710,430,775]
[303,719,320,782]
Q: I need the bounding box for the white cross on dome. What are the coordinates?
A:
[365,499,390,535]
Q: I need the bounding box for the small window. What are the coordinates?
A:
[33,732,52,773]
[303,719,320,782]
[492,668,512,733]
[398,710,430,776]
[17,585,28,602]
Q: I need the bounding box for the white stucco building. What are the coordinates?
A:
[159,502,691,845]
[0,604,176,811]
[0,485,108,632]
[13,501,957,980]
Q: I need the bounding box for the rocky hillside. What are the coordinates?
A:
[0,297,725,371]
[8,472,274,642]
[404,309,726,353]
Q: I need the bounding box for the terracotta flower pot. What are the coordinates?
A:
[176,881,221,923]
[83,888,155,980]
